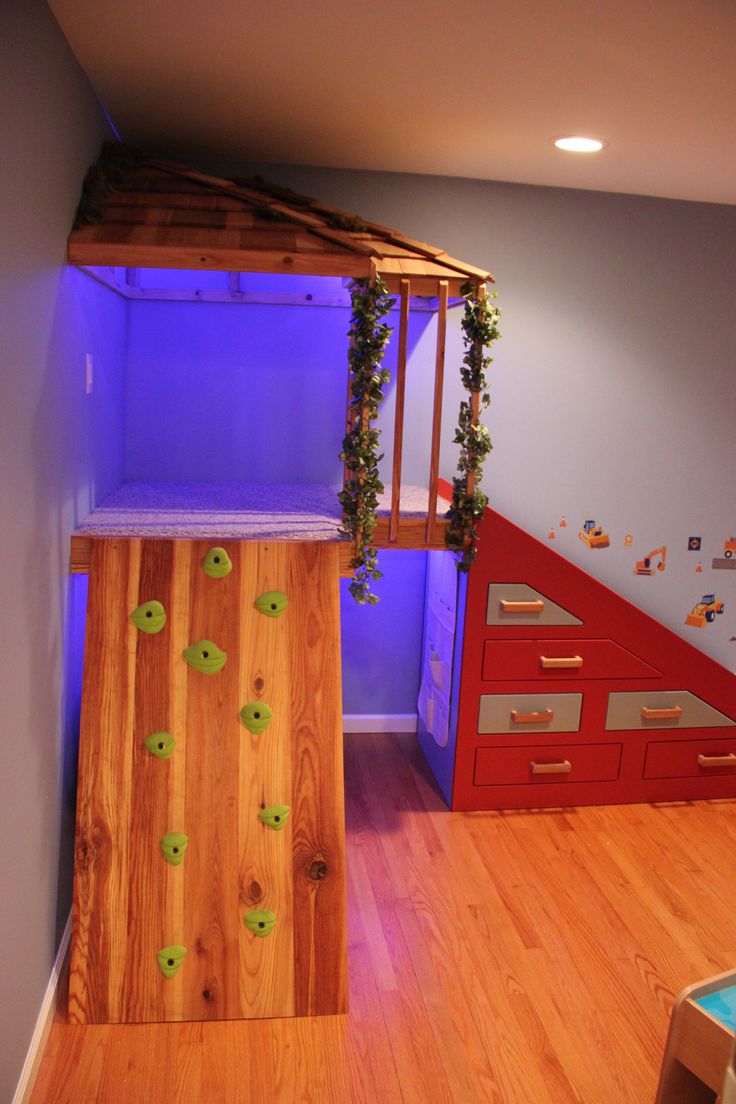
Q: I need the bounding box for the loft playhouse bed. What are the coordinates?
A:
[66,146,496,1026]
[67,148,736,1028]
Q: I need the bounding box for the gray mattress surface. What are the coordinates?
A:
[76,482,449,540]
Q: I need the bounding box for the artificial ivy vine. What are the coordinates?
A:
[338,276,395,604]
[445,281,501,569]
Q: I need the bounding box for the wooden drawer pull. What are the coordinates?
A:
[500,599,544,613]
[540,655,583,669]
[697,753,736,768]
[511,709,554,724]
[641,706,683,720]
[530,760,572,775]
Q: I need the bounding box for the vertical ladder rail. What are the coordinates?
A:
[389,279,410,543]
[425,280,449,543]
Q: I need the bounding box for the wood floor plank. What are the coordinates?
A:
[35,733,736,1102]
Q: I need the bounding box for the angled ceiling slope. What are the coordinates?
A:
[69,145,493,297]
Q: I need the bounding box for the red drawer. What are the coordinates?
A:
[482,639,661,681]
[474,742,622,786]
[644,737,736,779]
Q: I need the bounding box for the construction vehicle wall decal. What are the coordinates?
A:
[634,546,667,576]
[579,520,610,549]
[712,537,736,571]
[685,594,725,629]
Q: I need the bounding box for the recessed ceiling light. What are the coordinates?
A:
[553,136,605,153]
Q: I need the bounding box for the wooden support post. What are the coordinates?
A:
[425,280,449,543]
[465,281,487,504]
[389,279,410,543]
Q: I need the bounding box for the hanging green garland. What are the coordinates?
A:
[446,280,501,570]
[338,276,395,604]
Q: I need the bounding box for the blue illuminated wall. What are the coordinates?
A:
[125,277,461,713]
[340,551,427,715]
[126,293,346,484]
[125,275,462,489]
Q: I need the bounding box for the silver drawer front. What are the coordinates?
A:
[478,693,583,734]
[486,584,583,627]
[605,690,736,730]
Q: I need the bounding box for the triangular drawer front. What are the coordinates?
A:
[486,584,583,627]
[605,690,736,730]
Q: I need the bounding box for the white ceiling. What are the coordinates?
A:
[49,0,736,205]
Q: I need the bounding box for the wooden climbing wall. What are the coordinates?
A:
[69,538,348,1024]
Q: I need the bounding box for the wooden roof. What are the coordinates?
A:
[69,147,494,296]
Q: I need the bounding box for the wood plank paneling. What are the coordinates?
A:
[69,539,346,1024]
[289,544,348,1015]
[68,240,371,277]
[69,539,139,1024]
[237,544,295,1018]
[165,541,191,1022]
[121,540,174,1022]
[108,191,246,211]
[182,541,242,1021]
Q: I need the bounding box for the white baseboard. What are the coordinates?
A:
[343,713,418,733]
[12,911,72,1104]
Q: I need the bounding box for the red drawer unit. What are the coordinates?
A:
[416,486,736,811]
[474,742,623,786]
[644,738,736,779]
[481,639,661,682]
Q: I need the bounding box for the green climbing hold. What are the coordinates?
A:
[243,909,277,938]
[203,547,233,579]
[160,831,189,866]
[258,805,290,831]
[157,944,187,978]
[182,639,227,675]
[255,591,288,618]
[131,600,167,634]
[144,731,176,759]
[240,701,273,735]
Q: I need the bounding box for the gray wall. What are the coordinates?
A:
[0,3,121,1098]
[202,159,736,670]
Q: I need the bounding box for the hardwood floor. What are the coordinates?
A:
[32,732,736,1103]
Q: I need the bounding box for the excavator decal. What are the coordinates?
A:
[633,546,667,576]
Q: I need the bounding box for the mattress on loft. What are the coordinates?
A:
[75,482,450,540]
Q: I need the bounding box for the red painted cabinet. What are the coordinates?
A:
[417,500,736,810]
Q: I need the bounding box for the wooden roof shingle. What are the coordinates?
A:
[69,145,494,295]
